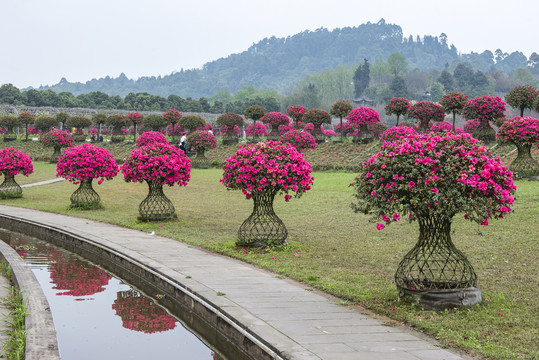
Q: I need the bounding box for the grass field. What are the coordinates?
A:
[1,158,538,360]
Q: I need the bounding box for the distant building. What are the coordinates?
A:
[351,95,374,107]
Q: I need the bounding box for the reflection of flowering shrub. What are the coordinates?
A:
[186,130,217,151]
[112,291,176,333]
[351,132,517,228]
[245,122,268,137]
[136,131,169,147]
[57,144,119,184]
[430,121,454,133]
[0,148,33,176]
[280,130,316,151]
[121,143,191,186]
[379,126,417,142]
[41,129,75,148]
[49,250,111,297]
[497,116,539,146]
[221,141,314,201]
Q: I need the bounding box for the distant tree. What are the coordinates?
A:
[385,97,410,126]
[0,84,23,105]
[330,100,353,141]
[34,116,58,132]
[505,84,539,116]
[387,53,408,77]
[353,59,370,98]
[389,76,408,98]
[209,100,224,114]
[440,91,468,131]
[56,112,71,130]
[437,70,455,92]
[430,82,445,102]
[453,63,474,90]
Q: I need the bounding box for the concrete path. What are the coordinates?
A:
[0,205,472,360]
[20,178,64,188]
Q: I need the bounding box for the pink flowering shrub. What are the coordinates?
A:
[101,129,109,135]
[408,101,445,131]
[261,112,290,129]
[335,122,357,136]
[245,122,268,137]
[462,96,506,126]
[28,126,40,135]
[121,143,191,187]
[497,116,539,146]
[186,130,217,151]
[346,107,380,125]
[303,123,314,133]
[385,97,410,125]
[455,128,464,134]
[504,84,539,116]
[351,132,516,228]
[302,109,331,136]
[278,125,293,135]
[440,91,468,130]
[0,128,6,134]
[162,109,182,125]
[280,130,316,151]
[463,119,481,134]
[136,131,169,147]
[221,140,314,201]
[88,128,98,135]
[41,129,75,148]
[127,112,144,125]
[56,144,119,185]
[0,148,33,176]
[166,123,186,137]
[379,126,417,142]
[369,122,388,137]
[216,113,244,136]
[430,121,454,133]
[287,104,306,126]
[322,128,337,137]
[196,123,214,132]
[219,125,241,137]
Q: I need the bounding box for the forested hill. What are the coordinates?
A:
[36,19,531,98]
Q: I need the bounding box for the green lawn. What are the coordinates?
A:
[2,163,538,360]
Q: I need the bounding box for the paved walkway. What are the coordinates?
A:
[0,204,472,360]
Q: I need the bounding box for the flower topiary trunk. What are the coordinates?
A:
[138,180,176,221]
[0,174,23,199]
[510,143,539,178]
[70,178,101,209]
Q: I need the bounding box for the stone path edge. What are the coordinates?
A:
[0,237,60,360]
[0,212,284,360]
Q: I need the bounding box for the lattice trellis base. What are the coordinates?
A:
[510,144,539,179]
[472,125,496,143]
[191,151,211,169]
[138,180,177,221]
[395,216,478,291]
[70,178,101,209]
[50,146,62,164]
[0,174,23,199]
[237,191,288,247]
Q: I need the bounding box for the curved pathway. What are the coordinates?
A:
[0,204,473,360]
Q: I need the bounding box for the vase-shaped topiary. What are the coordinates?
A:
[221,141,314,247]
[408,101,445,132]
[385,97,410,127]
[330,100,353,142]
[187,130,217,168]
[462,95,506,143]
[0,148,33,199]
[440,91,468,131]
[346,107,381,142]
[41,129,75,163]
[121,143,191,221]
[351,132,516,310]
[56,143,119,209]
[216,113,244,144]
[497,116,539,178]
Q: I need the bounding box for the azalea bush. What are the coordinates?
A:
[385,97,410,126]
[121,143,191,187]
[303,123,314,133]
[280,129,316,151]
[18,111,35,140]
[143,114,167,131]
[407,101,445,131]
[163,109,182,125]
[497,116,539,178]
[430,121,454,133]
[34,115,58,133]
[322,128,337,137]
[278,125,293,135]
[368,122,388,138]
[462,95,506,141]
[302,109,331,136]
[335,121,357,136]
[287,104,306,128]
[127,112,144,140]
[27,126,40,135]
[440,91,468,130]
[136,131,169,147]
[0,148,34,177]
[216,113,244,136]
[245,122,268,137]
[331,100,353,140]
[57,144,119,185]
[261,112,290,136]
[351,132,516,228]
[463,119,481,134]
[379,126,417,142]
[219,125,241,137]
[166,123,186,137]
[41,129,75,148]
[186,130,218,152]
[221,140,314,201]
[106,114,128,135]
[347,107,380,126]
[244,105,266,121]
[505,84,539,116]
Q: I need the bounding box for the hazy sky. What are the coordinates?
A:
[1,0,538,89]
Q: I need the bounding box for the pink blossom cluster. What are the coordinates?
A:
[335,122,357,136]
[303,123,314,133]
[28,126,40,135]
[166,123,186,137]
[430,121,454,133]
[88,128,98,135]
[346,107,380,125]
[463,96,506,124]
[18,111,35,124]
[408,101,445,129]
[261,112,290,128]
[136,131,169,147]
[163,109,182,124]
[379,126,417,142]
[196,123,214,132]
[101,129,110,135]
[351,132,517,229]
[41,129,75,148]
[322,128,337,137]
[278,125,294,135]
[440,92,468,114]
[245,122,268,137]
[385,97,411,117]
[497,116,539,146]
[463,119,482,134]
[186,130,217,151]
[330,100,353,118]
[369,122,388,137]
[0,128,6,134]
[56,144,119,185]
[219,125,241,137]
[221,140,314,201]
[280,130,316,151]
[127,112,144,125]
[286,104,306,122]
[0,148,33,176]
[121,143,191,187]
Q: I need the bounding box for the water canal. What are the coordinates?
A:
[0,228,234,360]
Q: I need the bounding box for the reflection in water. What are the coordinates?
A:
[1,229,226,360]
[49,248,112,297]
[112,289,176,333]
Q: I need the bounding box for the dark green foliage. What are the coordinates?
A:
[179,115,205,131]
[142,114,167,131]
[353,59,370,98]
[66,116,92,131]
[34,116,59,132]
[56,112,70,128]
